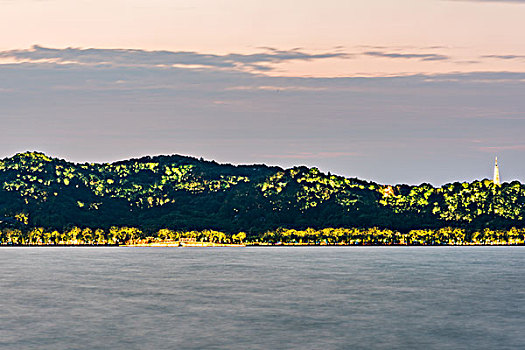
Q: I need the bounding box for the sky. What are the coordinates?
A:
[1,0,525,185]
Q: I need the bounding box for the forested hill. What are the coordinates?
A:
[0,151,523,233]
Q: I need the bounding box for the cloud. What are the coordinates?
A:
[0,45,349,72]
[479,145,525,151]
[362,51,450,61]
[482,55,525,60]
[1,46,525,184]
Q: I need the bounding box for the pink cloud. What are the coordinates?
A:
[479,145,525,151]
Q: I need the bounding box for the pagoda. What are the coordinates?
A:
[493,157,500,186]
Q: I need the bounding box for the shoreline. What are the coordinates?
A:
[1,243,523,247]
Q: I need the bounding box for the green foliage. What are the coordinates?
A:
[1,151,525,238]
[2,226,522,246]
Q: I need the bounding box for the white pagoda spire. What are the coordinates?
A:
[493,157,500,186]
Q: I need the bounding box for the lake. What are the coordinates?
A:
[1,246,524,350]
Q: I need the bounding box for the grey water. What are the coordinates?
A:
[1,247,524,350]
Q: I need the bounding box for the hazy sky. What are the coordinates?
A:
[1,0,525,184]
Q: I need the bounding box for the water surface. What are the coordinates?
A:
[1,247,523,350]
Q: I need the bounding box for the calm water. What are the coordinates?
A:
[1,247,524,350]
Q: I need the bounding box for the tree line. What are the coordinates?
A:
[1,152,525,235]
[1,226,523,246]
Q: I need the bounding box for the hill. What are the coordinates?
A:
[1,152,524,236]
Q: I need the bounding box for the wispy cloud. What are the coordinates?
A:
[362,51,450,61]
[1,45,525,184]
[482,54,525,60]
[479,145,525,151]
[0,45,349,72]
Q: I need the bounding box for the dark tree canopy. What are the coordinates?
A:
[1,152,524,235]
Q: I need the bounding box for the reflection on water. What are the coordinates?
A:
[1,247,524,350]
